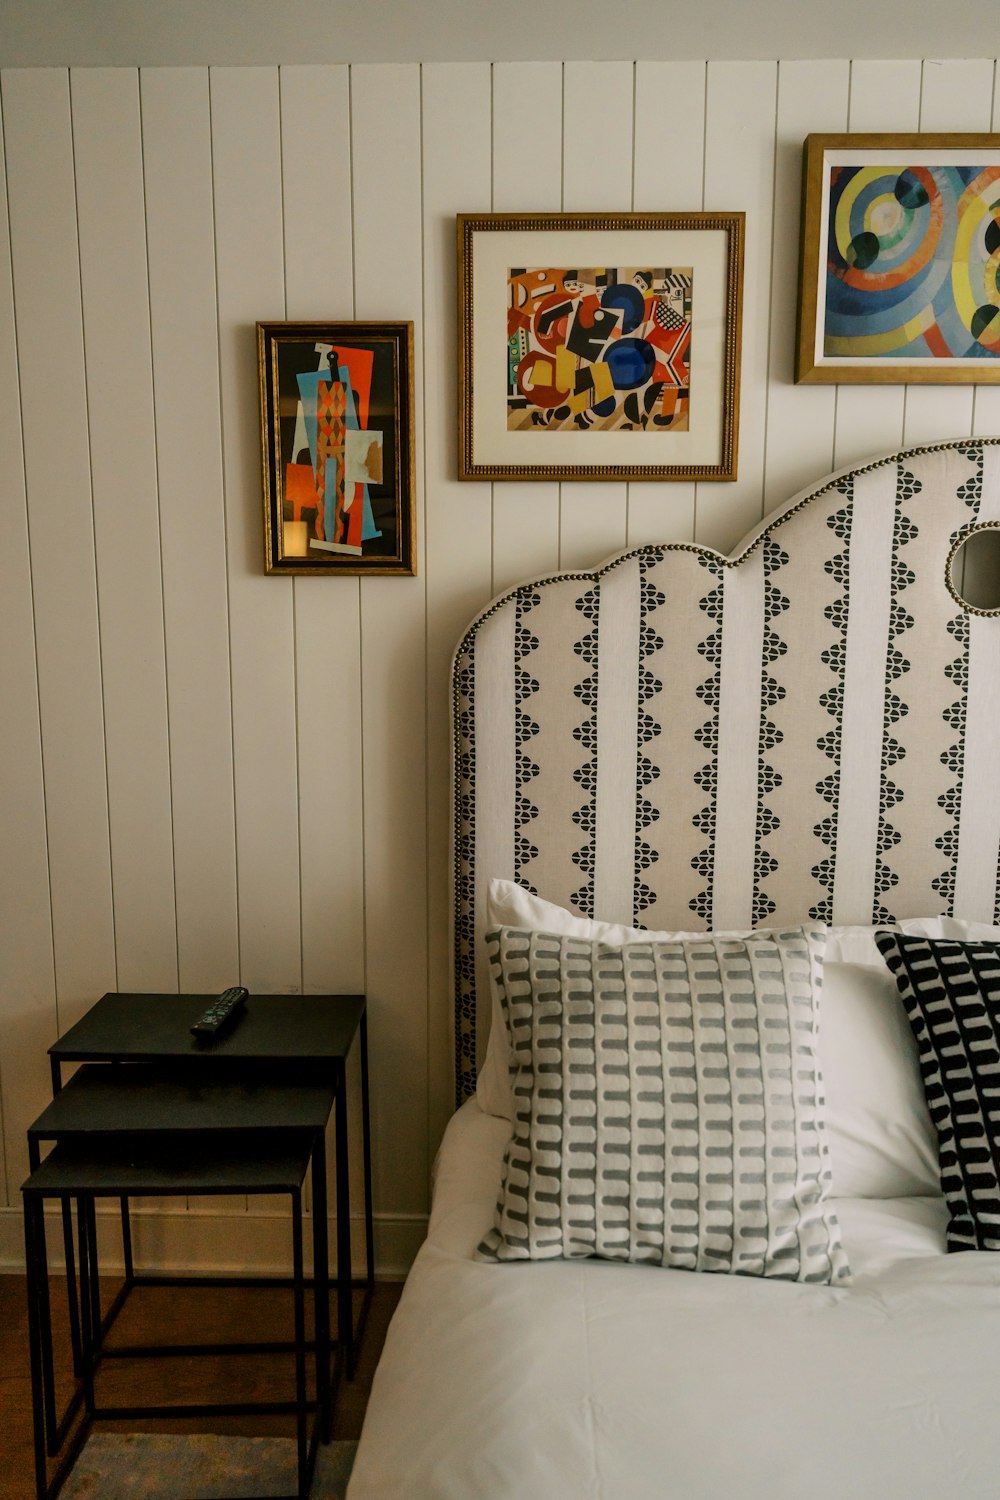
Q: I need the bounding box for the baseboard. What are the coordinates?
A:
[0,1203,425,1280]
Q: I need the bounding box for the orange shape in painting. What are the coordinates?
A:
[285,462,323,524]
[508,267,573,311]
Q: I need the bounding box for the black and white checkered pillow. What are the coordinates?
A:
[875,933,1000,1253]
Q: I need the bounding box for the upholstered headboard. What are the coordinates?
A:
[451,438,1000,1104]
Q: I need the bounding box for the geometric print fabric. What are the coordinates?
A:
[452,439,1000,1106]
[875,932,1000,1253]
[478,926,851,1284]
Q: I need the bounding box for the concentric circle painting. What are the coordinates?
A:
[796,134,1000,383]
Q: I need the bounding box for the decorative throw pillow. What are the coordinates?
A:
[875,932,1000,1253]
[477,925,851,1284]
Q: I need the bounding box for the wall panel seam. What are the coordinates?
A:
[206,64,243,983]
[138,66,182,991]
[68,64,119,1003]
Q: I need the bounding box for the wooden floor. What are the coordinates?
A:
[0,1270,403,1500]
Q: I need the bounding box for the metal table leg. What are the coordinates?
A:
[334,1066,354,1378]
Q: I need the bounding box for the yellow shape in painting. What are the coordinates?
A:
[590,360,615,404]
[554,345,577,391]
[530,361,553,387]
[825,301,935,356]
[568,389,590,414]
[951,189,990,326]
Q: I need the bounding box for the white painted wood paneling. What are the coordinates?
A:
[280,66,355,319]
[701,62,778,553]
[559,62,633,570]
[1,69,117,1033]
[633,61,706,214]
[72,69,178,993]
[279,65,367,999]
[558,482,630,572]
[211,67,303,995]
[491,62,563,593]
[832,61,920,470]
[0,96,55,1203]
[763,61,849,509]
[627,59,705,548]
[4,51,1000,1269]
[422,63,494,1147]
[141,67,240,994]
[903,60,997,450]
[492,61,565,216]
[351,64,430,1216]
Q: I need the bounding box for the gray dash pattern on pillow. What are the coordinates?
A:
[478,926,850,1284]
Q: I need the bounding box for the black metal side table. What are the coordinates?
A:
[27,1064,342,1464]
[23,1130,322,1500]
[25,992,375,1499]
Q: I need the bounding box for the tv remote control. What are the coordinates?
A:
[190,986,249,1039]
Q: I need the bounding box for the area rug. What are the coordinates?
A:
[60,1433,357,1498]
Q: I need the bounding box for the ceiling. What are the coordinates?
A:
[2,0,999,68]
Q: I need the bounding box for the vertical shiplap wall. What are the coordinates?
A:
[1,57,998,1268]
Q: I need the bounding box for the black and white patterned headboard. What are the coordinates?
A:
[451,438,1000,1104]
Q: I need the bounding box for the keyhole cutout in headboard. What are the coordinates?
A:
[947,524,1000,615]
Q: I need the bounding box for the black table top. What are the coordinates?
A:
[29,1064,338,1137]
[49,992,366,1065]
[23,1134,316,1197]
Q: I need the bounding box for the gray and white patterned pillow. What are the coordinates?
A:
[478,926,851,1284]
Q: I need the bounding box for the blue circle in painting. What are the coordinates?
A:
[601,283,646,334]
[605,337,656,390]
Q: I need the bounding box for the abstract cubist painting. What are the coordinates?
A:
[280,342,391,554]
[259,322,415,575]
[506,267,692,432]
[824,163,1000,361]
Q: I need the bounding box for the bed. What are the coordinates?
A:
[348,438,1000,1500]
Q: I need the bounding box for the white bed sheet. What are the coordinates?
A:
[348,1101,1000,1500]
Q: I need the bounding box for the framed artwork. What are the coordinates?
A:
[456,212,744,482]
[796,133,1000,384]
[258,320,416,574]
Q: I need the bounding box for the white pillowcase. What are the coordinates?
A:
[821,926,936,1198]
[476,879,991,1200]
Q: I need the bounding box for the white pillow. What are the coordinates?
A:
[820,928,937,1198]
[476,880,970,1201]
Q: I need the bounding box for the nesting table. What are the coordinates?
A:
[22,991,374,1500]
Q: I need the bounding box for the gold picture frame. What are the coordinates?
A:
[258,320,416,575]
[457,211,744,482]
[795,133,1000,384]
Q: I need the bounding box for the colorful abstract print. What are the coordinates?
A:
[281,342,385,558]
[507,266,692,432]
[825,164,1000,361]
